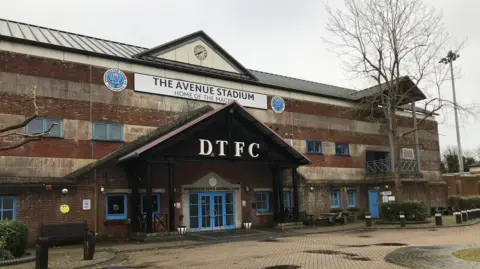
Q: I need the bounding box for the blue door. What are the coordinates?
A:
[189,192,235,231]
[368,190,379,218]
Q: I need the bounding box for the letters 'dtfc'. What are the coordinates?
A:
[198,139,260,158]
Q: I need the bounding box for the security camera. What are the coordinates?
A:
[61,188,68,195]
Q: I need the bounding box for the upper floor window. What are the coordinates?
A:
[306,140,323,155]
[0,196,16,220]
[335,143,350,156]
[93,122,123,141]
[283,191,291,209]
[25,117,62,138]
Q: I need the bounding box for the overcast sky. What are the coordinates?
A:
[1,0,478,155]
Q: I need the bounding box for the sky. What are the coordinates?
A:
[0,0,478,155]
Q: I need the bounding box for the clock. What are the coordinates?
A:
[194,45,208,60]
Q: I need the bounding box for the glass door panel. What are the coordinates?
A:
[213,195,224,227]
[225,192,235,228]
[200,195,211,228]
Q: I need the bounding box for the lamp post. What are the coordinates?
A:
[440,51,463,174]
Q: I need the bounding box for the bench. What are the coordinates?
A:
[40,222,89,246]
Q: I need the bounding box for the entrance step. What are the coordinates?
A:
[130,232,180,242]
[275,222,305,229]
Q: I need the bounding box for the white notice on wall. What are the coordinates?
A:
[382,196,389,203]
[388,196,396,201]
[134,73,268,109]
[82,199,91,210]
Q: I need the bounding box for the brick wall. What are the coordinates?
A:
[444,175,480,196]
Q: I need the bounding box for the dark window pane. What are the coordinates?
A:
[109,124,122,141]
[93,123,107,140]
[2,211,13,220]
[189,194,198,205]
[45,119,61,137]
[190,204,198,216]
[141,194,159,213]
[190,216,199,228]
[26,118,43,134]
[225,193,233,203]
[226,203,233,214]
[226,215,234,226]
[107,195,125,215]
[2,198,14,210]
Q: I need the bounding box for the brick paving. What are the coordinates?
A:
[102,225,480,269]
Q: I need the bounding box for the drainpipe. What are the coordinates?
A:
[411,102,421,173]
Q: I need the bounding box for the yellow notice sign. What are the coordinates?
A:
[60,204,70,214]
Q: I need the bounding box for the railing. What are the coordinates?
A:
[366,159,418,174]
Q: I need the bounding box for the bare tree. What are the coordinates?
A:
[0,86,57,151]
[325,0,467,198]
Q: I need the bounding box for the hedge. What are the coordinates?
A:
[448,196,480,210]
[0,220,28,258]
[381,200,429,221]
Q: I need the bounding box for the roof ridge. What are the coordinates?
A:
[1,17,147,51]
[249,68,355,92]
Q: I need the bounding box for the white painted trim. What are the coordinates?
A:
[0,41,436,121]
[254,188,272,192]
[103,189,132,194]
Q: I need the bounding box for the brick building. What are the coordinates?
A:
[0,19,444,242]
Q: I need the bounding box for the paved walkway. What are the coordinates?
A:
[5,220,480,269]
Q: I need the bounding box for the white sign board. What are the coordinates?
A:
[82,199,91,210]
[388,196,396,201]
[134,73,268,109]
[381,191,392,196]
[382,196,389,203]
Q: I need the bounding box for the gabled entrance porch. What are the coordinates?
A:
[116,101,310,235]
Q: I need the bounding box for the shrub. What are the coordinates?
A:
[448,196,480,210]
[0,220,28,258]
[0,239,13,260]
[381,200,429,221]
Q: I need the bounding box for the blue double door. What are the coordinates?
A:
[189,192,235,231]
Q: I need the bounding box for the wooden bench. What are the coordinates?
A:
[40,222,89,246]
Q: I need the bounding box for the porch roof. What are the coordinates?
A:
[117,101,311,165]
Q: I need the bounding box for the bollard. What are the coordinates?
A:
[435,211,443,226]
[467,209,472,220]
[399,211,406,228]
[343,215,348,225]
[462,210,468,222]
[35,237,49,269]
[83,230,95,260]
[455,211,462,224]
[365,212,372,227]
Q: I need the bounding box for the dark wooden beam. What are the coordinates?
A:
[168,163,175,232]
[292,167,300,222]
[146,157,296,167]
[277,166,285,223]
[145,163,153,233]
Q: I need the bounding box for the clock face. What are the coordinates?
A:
[194,45,208,60]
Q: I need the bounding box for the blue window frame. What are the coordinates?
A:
[306,140,322,154]
[140,193,160,214]
[105,194,127,220]
[0,196,16,220]
[93,122,123,141]
[255,192,269,213]
[347,190,357,208]
[25,117,63,138]
[335,143,350,156]
[330,190,340,208]
[283,191,291,208]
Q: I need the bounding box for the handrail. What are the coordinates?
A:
[366,158,418,173]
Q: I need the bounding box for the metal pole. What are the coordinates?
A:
[450,59,464,174]
[411,102,421,172]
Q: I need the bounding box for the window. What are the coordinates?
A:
[140,193,160,214]
[347,190,356,208]
[255,192,269,213]
[335,143,350,156]
[93,122,123,141]
[283,191,291,208]
[0,196,16,220]
[105,194,127,220]
[306,140,322,154]
[25,117,62,138]
[330,190,340,208]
